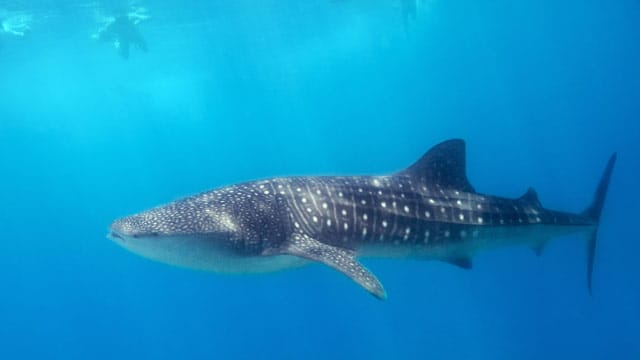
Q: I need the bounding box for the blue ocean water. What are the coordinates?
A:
[1,0,639,358]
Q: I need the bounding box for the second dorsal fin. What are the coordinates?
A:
[396,139,475,193]
[519,187,542,207]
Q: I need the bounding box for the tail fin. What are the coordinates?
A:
[582,153,617,295]
[583,153,617,221]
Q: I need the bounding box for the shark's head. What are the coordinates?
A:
[108,186,286,272]
[108,192,244,270]
[109,200,238,240]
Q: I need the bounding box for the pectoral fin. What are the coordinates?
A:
[283,233,387,300]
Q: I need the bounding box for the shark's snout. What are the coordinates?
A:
[108,219,129,244]
[109,230,124,240]
[108,209,181,242]
[109,217,133,236]
[108,216,145,242]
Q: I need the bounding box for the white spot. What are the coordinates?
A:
[361,200,367,205]
[454,191,460,195]
[341,209,347,216]
[312,216,318,223]
[296,188,302,192]
[322,203,328,209]
[263,190,270,195]
[301,198,307,203]
[392,201,397,208]
[381,202,387,208]
[382,220,388,228]
[343,223,349,231]
[536,217,542,223]
[477,204,482,210]
[294,222,300,228]
[358,188,363,193]
[372,179,381,187]
[440,207,446,213]
[478,217,484,224]
[405,228,411,234]
[404,205,410,213]
[306,208,312,213]
[363,214,368,221]
[326,219,332,226]
[459,214,465,221]
[377,190,383,195]
[429,198,436,204]
[362,228,368,236]
[425,211,431,218]
[316,189,322,195]
[259,184,265,189]
[338,192,344,197]
[456,200,462,206]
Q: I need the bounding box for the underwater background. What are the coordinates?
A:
[1,0,639,358]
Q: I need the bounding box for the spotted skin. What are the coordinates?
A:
[109,139,616,299]
[272,175,594,248]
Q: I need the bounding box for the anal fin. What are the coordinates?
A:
[281,233,387,300]
[531,242,546,257]
[446,257,473,269]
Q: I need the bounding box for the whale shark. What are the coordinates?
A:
[109,139,616,299]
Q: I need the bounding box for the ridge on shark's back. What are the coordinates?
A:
[109,139,616,299]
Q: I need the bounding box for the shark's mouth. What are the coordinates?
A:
[108,231,124,241]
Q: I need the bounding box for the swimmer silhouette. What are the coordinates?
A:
[96,14,147,59]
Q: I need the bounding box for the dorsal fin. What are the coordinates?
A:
[397,139,475,193]
[519,187,541,207]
